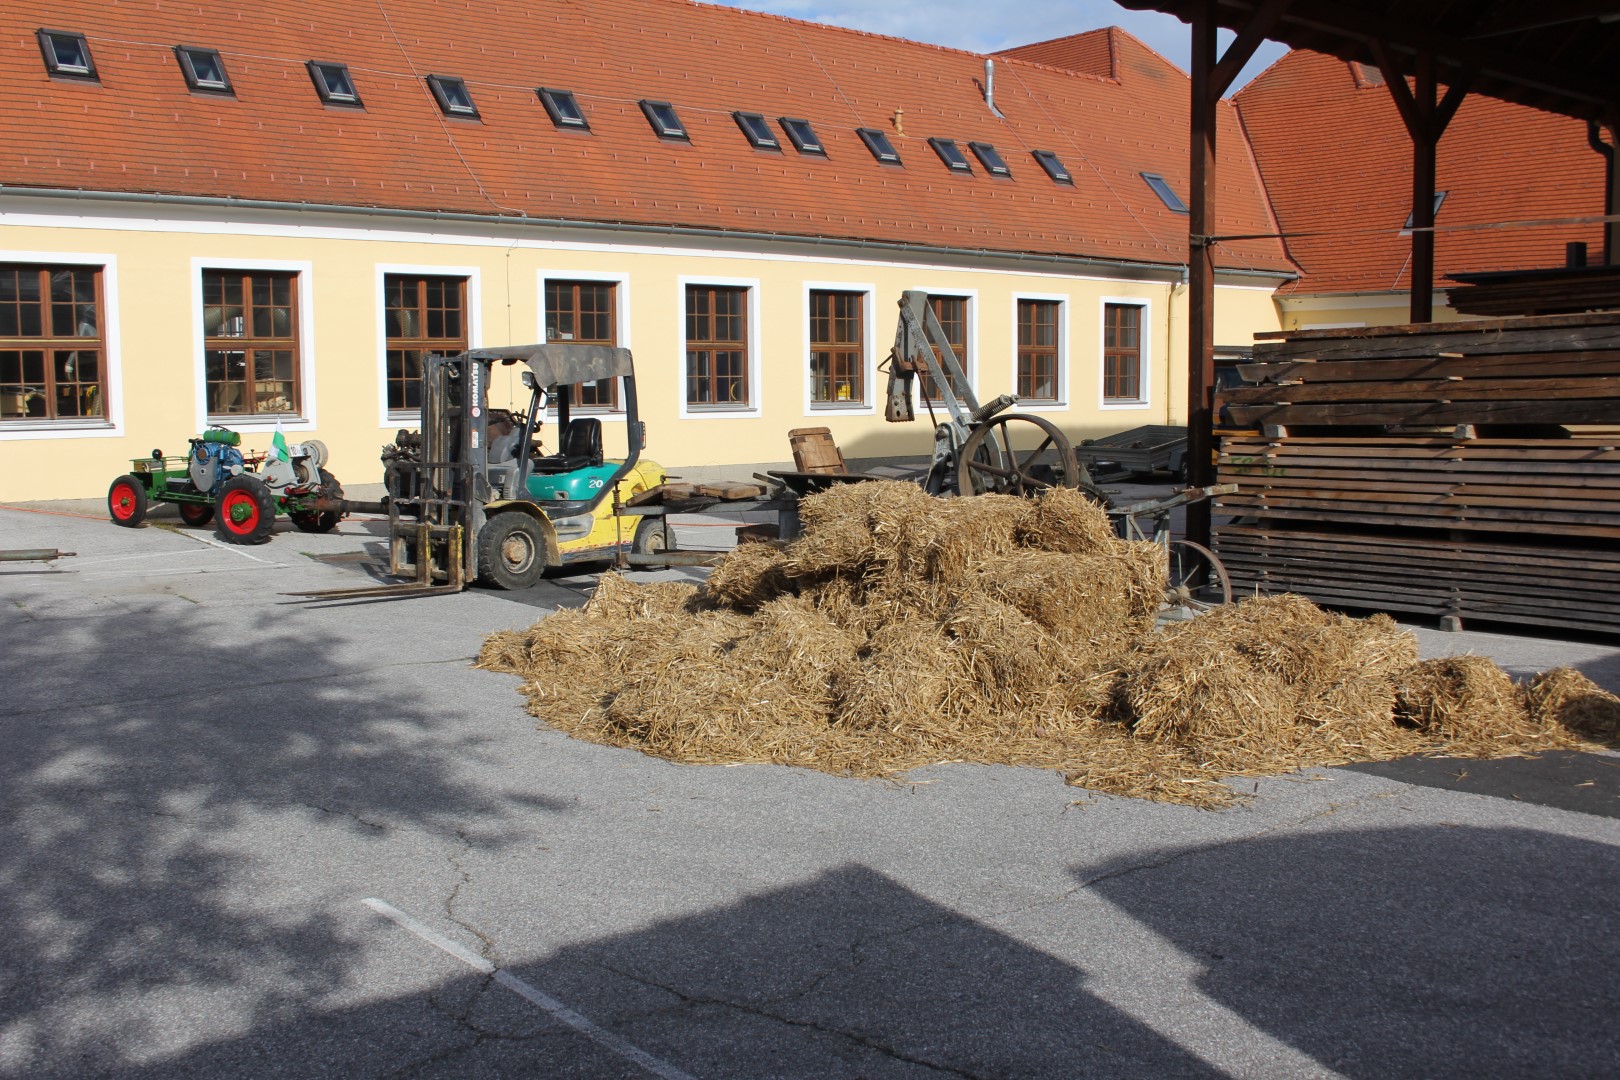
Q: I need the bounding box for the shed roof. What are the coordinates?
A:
[1118,0,1620,124]
[1234,49,1606,296]
[0,0,1292,275]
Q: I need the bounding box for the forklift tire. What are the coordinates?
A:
[631,516,676,556]
[108,475,148,528]
[478,512,548,590]
[178,502,215,528]
[215,474,276,545]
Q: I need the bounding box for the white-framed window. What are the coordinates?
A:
[679,276,761,418]
[907,289,976,408]
[192,257,316,432]
[538,270,630,418]
[375,264,482,426]
[1013,293,1067,410]
[804,281,876,414]
[0,251,123,441]
[1099,296,1151,409]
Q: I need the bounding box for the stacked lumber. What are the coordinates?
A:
[1446,265,1620,318]
[1213,314,1620,634]
[1219,313,1620,431]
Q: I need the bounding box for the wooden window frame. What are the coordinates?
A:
[385,274,468,417]
[0,263,107,424]
[1102,301,1145,404]
[203,269,302,419]
[544,279,620,411]
[808,289,865,407]
[920,294,971,404]
[684,284,751,410]
[1016,298,1061,404]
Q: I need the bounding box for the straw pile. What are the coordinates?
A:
[477,481,1616,807]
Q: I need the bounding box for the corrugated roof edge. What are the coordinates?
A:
[0,183,1298,280]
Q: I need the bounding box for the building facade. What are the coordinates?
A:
[2,1,1301,500]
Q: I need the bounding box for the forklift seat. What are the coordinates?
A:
[532,417,604,474]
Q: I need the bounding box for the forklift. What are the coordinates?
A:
[302,343,668,598]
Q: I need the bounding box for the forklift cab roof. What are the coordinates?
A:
[470,344,633,388]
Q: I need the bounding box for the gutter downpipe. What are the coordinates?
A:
[0,184,1294,284]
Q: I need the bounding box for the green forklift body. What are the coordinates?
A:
[524,463,621,503]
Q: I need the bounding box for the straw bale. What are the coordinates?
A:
[962,549,1159,660]
[833,616,965,734]
[1110,594,1424,770]
[904,494,1033,585]
[1017,486,1118,555]
[1392,656,1576,755]
[584,572,699,620]
[702,541,795,611]
[1526,668,1620,741]
[783,481,935,579]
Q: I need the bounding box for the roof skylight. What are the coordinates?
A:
[734,112,779,150]
[640,100,688,140]
[308,61,361,107]
[1142,172,1188,213]
[930,138,972,173]
[538,88,588,130]
[1032,150,1073,184]
[175,45,231,93]
[779,117,825,155]
[1402,191,1449,232]
[970,142,1010,177]
[857,128,901,165]
[38,30,95,80]
[426,74,478,118]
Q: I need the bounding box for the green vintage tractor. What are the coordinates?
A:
[107,428,350,544]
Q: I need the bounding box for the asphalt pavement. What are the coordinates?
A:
[3,494,1619,1079]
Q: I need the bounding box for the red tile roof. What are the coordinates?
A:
[0,0,1292,275]
[997,28,1119,81]
[1233,49,1607,296]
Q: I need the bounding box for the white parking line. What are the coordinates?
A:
[175,529,281,564]
[362,898,698,1080]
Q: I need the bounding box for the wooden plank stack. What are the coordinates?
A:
[1212,313,1620,634]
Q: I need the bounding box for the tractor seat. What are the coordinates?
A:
[532,417,604,474]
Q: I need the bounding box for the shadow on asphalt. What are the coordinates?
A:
[0,600,566,1074]
[1084,824,1620,1079]
[22,829,1620,1078]
[1340,752,1620,819]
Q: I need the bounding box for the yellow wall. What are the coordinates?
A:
[0,206,1285,500]
[1276,293,1471,333]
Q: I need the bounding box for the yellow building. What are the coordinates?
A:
[0,2,1294,501]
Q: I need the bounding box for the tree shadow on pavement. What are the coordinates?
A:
[1080,824,1620,1079]
[0,596,559,1074]
[34,864,1225,1079]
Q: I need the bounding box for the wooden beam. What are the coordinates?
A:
[1210,0,1292,96]
[1185,0,1218,548]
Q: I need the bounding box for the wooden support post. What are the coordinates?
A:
[1370,42,1472,324]
[1410,54,1438,324]
[1182,0,1286,548]
[1185,3,1218,548]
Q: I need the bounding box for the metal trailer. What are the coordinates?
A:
[1071,425,1189,480]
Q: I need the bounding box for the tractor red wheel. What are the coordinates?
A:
[177,501,215,528]
[107,475,149,528]
[215,474,276,545]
